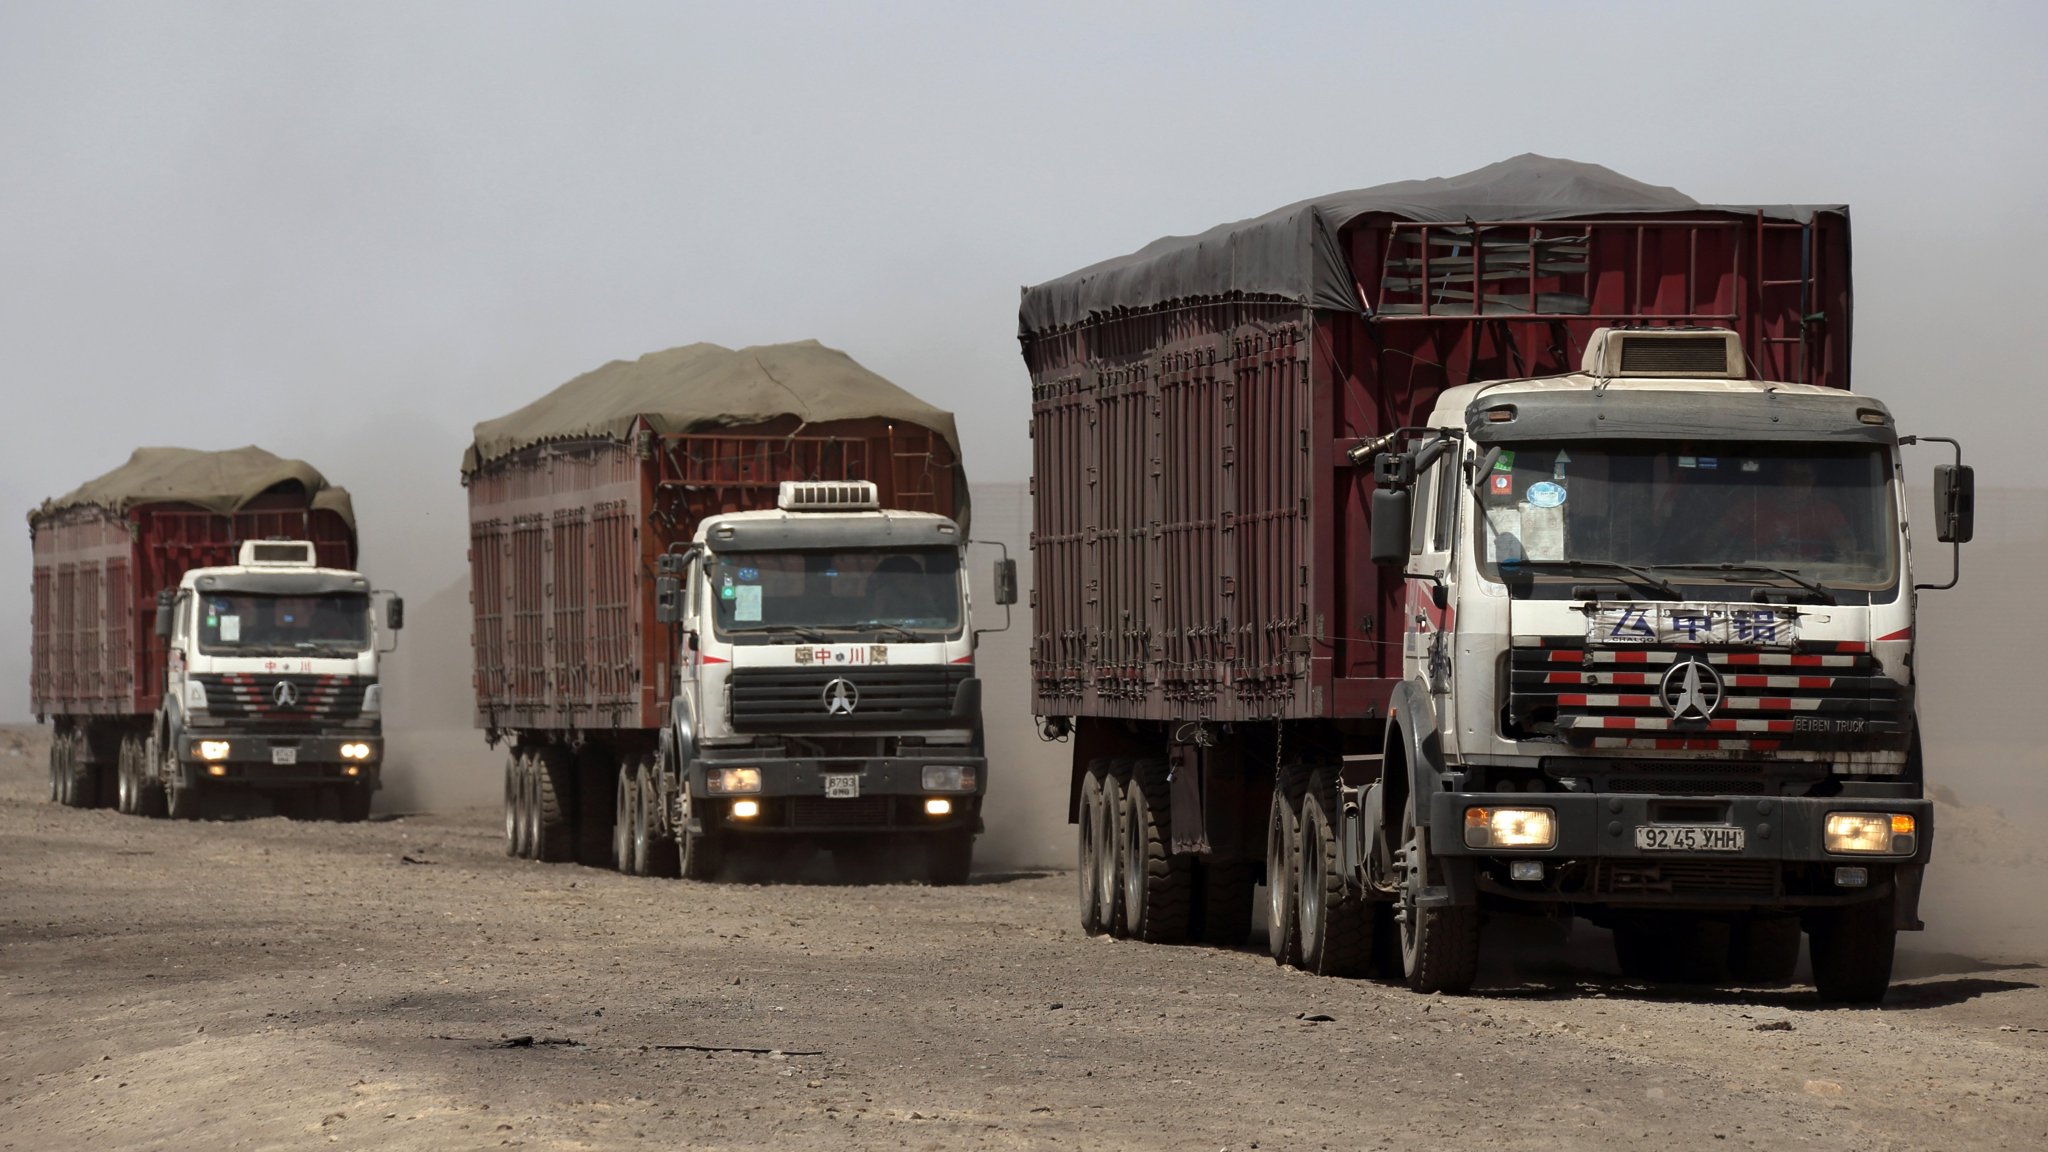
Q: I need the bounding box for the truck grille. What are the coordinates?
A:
[789,796,893,828]
[1508,639,1910,757]
[727,667,967,732]
[197,673,368,721]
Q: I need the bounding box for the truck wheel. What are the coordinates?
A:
[1810,900,1896,1004]
[1394,799,1479,993]
[1730,916,1802,984]
[1298,770,1373,977]
[1194,859,1258,948]
[1121,759,1193,943]
[677,780,723,881]
[334,784,373,823]
[61,731,96,809]
[1099,759,1132,937]
[515,753,541,859]
[925,830,974,886]
[637,757,681,878]
[137,736,168,818]
[503,754,521,856]
[1611,922,1666,980]
[115,736,137,815]
[1076,763,1107,934]
[48,732,63,803]
[614,762,636,874]
[531,748,575,863]
[166,775,205,821]
[1265,765,1309,966]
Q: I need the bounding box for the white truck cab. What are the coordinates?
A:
[149,539,402,820]
[652,481,1012,882]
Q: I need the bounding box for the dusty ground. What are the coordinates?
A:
[4,726,2046,1151]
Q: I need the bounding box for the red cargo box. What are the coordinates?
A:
[29,449,358,721]
[464,341,965,738]
[1019,156,1851,725]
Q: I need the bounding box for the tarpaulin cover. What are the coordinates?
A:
[32,446,356,528]
[463,340,961,474]
[1019,154,1847,334]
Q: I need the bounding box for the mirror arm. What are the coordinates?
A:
[1901,434,1969,591]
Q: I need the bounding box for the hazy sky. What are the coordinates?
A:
[4,1,2045,719]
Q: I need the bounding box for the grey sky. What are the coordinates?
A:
[4,1,2045,720]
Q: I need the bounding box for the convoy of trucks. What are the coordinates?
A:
[25,156,1971,1002]
[30,447,401,821]
[463,340,1010,884]
[1017,155,1967,1001]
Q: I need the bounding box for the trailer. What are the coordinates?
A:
[1020,155,1961,1000]
[468,340,1003,882]
[30,447,395,819]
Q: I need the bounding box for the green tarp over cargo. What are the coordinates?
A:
[31,446,356,529]
[462,339,962,476]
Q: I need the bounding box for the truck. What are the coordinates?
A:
[465,339,1012,884]
[1018,155,1969,1002]
[30,447,403,821]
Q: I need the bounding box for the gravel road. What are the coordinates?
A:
[4,724,2045,1151]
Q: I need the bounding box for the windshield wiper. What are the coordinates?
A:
[1648,563,1837,605]
[843,622,924,641]
[747,624,832,643]
[1500,560,1681,600]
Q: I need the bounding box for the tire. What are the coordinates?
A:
[626,760,651,877]
[1265,765,1309,966]
[1298,770,1373,977]
[165,772,205,821]
[333,784,373,823]
[531,747,575,862]
[1612,922,1665,980]
[48,731,63,803]
[1810,900,1896,1004]
[676,775,724,881]
[637,757,681,878]
[1194,859,1258,948]
[137,736,168,819]
[1394,796,1480,993]
[513,753,538,859]
[925,830,974,886]
[1120,759,1193,943]
[1730,916,1802,984]
[61,731,97,809]
[1076,763,1107,935]
[1098,759,1131,937]
[115,736,137,815]
[503,754,521,856]
[614,761,636,874]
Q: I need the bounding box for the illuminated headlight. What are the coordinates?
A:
[360,684,381,714]
[924,798,953,817]
[921,765,976,792]
[731,799,761,819]
[1825,812,1916,855]
[198,740,231,761]
[340,743,372,760]
[706,767,762,794]
[1464,806,1557,850]
[183,681,208,711]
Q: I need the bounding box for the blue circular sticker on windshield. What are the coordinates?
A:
[1526,480,1567,508]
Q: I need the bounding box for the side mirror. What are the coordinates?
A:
[1370,488,1414,565]
[384,595,405,631]
[154,590,174,640]
[1933,463,1975,544]
[993,558,1018,606]
[655,575,683,624]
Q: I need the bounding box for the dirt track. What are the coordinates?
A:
[4,725,2046,1151]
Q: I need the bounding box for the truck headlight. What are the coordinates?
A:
[921,765,976,792]
[924,798,953,816]
[707,767,761,794]
[184,681,208,711]
[340,743,373,760]
[731,799,761,819]
[360,684,380,714]
[198,740,231,761]
[1825,812,1916,855]
[1464,806,1556,849]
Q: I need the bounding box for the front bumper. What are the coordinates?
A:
[690,755,985,836]
[1428,791,1932,916]
[180,732,382,788]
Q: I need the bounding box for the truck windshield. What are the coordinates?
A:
[707,548,963,639]
[196,592,372,655]
[1473,441,1898,598]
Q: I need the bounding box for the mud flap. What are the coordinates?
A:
[1893,863,1926,931]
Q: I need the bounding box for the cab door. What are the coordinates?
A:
[1403,446,1462,699]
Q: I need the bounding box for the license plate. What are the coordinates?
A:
[1635,824,1744,852]
[271,747,298,766]
[823,773,860,799]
